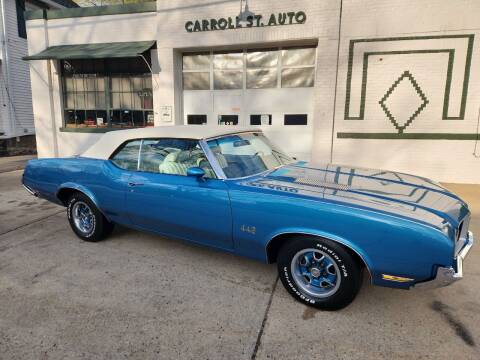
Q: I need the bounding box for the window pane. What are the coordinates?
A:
[73,78,85,92]
[121,77,132,92]
[65,110,76,127]
[246,68,277,89]
[96,77,105,92]
[144,76,152,89]
[143,94,153,110]
[281,47,316,66]
[246,50,278,68]
[281,67,315,88]
[65,93,75,109]
[218,115,238,125]
[207,133,292,178]
[132,77,143,92]
[284,114,308,125]
[84,78,96,92]
[214,71,242,89]
[111,140,141,171]
[111,77,121,92]
[75,92,85,109]
[250,114,272,125]
[139,139,210,177]
[112,93,121,109]
[121,92,133,108]
[96,92,106,108]
[187,114,207,125]
[133,92,142,109]
[65,78,74,91]
[183,53,210,70]
[183,72,210,90]
[86,92,96,109]
[213,52,243,69]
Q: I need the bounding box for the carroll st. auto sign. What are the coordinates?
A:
[185,11,307,32]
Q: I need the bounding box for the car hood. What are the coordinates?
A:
[240,162,469,230]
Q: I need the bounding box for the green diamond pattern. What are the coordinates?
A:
[379,71,429,134]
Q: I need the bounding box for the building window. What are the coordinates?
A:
[183,53,210,90]
[213,52,243,90]
[182,45,316,91]
[284,114,308,125]
[250,114,272,125]
[246,49,278,89]
[218,115,238,125]
[187,114,207,125]
[16,0,27,39]
[61,58,153,129]
[281,47,316,88]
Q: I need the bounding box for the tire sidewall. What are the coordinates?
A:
[278,237,360,310]
[67,194,101,241]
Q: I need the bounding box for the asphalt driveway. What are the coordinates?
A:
[0,168,479,359]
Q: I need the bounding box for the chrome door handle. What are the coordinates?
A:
[128,182,144,187]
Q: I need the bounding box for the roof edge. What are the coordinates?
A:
[25,1,156,21]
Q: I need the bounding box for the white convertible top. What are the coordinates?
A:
[81,126,261,159]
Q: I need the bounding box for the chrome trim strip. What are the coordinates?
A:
[199,139,227,180]
[414,231,474,289]
[23,184,38,197]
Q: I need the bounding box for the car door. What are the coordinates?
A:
[122,138,233,251]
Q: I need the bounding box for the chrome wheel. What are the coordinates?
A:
[72,201,95,234]
[291,248,341,298]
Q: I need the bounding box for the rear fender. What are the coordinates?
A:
[56,183,109,220]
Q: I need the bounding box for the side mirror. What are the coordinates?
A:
[187,166,205,179]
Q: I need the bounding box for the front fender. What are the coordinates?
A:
[265,227,374,279]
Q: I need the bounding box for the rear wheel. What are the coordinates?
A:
[67,192,114,242]
[277,236,362,310]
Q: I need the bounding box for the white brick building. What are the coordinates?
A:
[24,0,480,183]
[0,0,77,153]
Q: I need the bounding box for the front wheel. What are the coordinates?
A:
[277,236,362,310]
[67,192,114,242]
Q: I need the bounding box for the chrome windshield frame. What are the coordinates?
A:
[199,139,227,180]
[200,130,293,181]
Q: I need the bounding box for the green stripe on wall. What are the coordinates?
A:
[337,133,479,140]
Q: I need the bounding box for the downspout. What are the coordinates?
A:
[0,0,13,138]
[46,58,59,157]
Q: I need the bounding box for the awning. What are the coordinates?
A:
[23,41,156,60]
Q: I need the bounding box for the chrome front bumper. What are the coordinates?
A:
[414,231,474,289]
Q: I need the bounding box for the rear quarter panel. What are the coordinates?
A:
[23,158,130,224]
[228,183,454,288]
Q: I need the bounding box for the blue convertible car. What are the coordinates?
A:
[22,127,474,310]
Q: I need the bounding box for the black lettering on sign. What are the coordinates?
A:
[185,11,307,32]
[295,11,306,24]
[202,19,209,31]
[267,13,277,26]
[193,20,201,32]
[218,18,228,29]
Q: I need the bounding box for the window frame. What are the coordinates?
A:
[108,137,220,179]
[60,59,154,130]
[182,45,317,91]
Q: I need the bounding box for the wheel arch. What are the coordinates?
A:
[265,230,373,281]
[55,183,111,220]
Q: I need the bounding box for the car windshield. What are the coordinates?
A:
[207,132,294,178]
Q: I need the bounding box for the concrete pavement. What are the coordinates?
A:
[0,168,479,359]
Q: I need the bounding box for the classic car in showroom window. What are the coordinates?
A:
[22,127,474,310]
